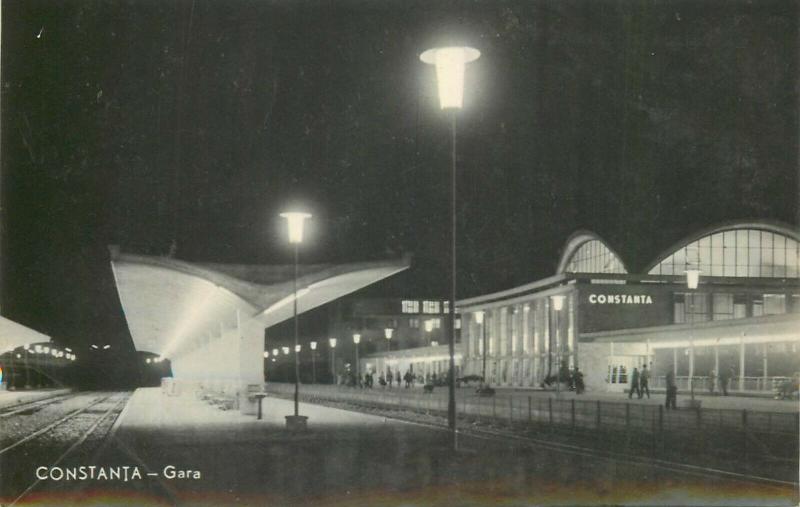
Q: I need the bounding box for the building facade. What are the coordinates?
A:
[453,221,800,392]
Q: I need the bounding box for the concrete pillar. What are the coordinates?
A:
[673,347,678,377]
[714,345,719,393]
[689,339,695,392]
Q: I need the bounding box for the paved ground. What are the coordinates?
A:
[19,387,798,506]
[0,388,71,409]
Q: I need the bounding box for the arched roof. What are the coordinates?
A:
[556,231,628,275]
[110,251,411,360]
[645,220,800,278]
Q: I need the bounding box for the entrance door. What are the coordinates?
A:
[607,356,635,392]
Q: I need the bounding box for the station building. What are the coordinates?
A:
[365,221,800,393]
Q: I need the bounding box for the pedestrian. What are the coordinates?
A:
[629,367,641,399]
[708,369,716,394]
[665,370,677,409]
[387,368,394,388]
[574,367,585,394]
[639,365,651,399]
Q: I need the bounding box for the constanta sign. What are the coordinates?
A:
[588,294,653,305]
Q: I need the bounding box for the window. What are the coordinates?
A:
[401,300,419,314]
[443,301,450,313]
[649,228,800,279]
[409,318,419,329]
[422,300,440,314]
[674,293,708,323]
[712,294,733,321]
[564,239,627,274]
[763,294,786,315]
[791,295,800,314]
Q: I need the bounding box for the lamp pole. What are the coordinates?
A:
[685,266,700,403]
[329,338,337,384]
[474,311,486,386]
[421,45,480,448]
[280,211,311,427]
[310,341,317,384]
[551,295,565,397]
[353,334,361,386]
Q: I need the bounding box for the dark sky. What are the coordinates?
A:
[2,0,798,352]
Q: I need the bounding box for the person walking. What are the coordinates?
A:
[387,368,394,388]
[574,367,585,394]
[708,369,716,395]
[665,370,677,409]
[639,365,651,399]
[629,367,641,399]
[719,367,730,396]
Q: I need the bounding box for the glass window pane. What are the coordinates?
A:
[774,247,786,277]
[736,230,748,248]
[723,230,736,247]
[762,232,773,248]
[723,246,735,275]
[761,246,773,276]
[774,234,785,250]
[749,247,761,277]
[749,230,760,246]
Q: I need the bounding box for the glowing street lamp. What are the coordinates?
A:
[263,351,270,359]
[281,210,312,429]
[474,311,487,386]
[329,338,337,384]
[353,334,361,385]
[551,295,566,397]
[310,341,317,384]
[384,328,393,351]
[685,265,701,402]
[421,44,480,446]
[272,348,279,357]
[282,346,290,356]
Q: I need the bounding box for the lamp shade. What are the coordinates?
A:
[329,338,337,348]
[263,351,269,358]
[474,310,485,325]
[310,341,317,350]
[272,348,279,356]
[384,328,393,339]
[353,334,361,344]
[551,295,566,312]
[282,346,290,355]
[685,268,701,290]
[420,46,480,109]
[280,211,312,244]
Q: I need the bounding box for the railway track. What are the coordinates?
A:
[0,392,74,418]
[0,392,130,505]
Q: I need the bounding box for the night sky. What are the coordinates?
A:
[2,1,798,364]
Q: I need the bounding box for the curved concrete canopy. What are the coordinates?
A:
[556,230,628,275]
[0,316,51,353]
[110,252,410,361]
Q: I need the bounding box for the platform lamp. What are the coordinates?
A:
[280,210,311,430]
[329,338,337,384]
[353,334,361,385]
[23,344,30,388]
[551,295,566,397]
[384,328,393,351]
[421,45,480,446]
[310,341,317,384]
[474,311,486,386]
[685,264,701,403]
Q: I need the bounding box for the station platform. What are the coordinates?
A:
[0,388,70,409]
[64,386,796,507]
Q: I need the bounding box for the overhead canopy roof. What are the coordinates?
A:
[0,316,51,353]
[110,251,410,360]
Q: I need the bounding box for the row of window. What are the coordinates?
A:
[650,230,800,278]
[673,293,799,323]
[401,300,451,314]
[564,239,627,274]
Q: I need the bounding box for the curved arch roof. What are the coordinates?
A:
[645,220,800,278]
[110,251,410,360]
[556,230,628,275]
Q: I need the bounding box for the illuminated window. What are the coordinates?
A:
[564,240,627,274]
[443,301,450,313]
[674,293,708,323]
[763,294,786,315]
[423,301,440,314]
[402,300,420,313]
[409,318,419,328]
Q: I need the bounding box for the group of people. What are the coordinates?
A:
[343,367,418,389]
[628,365,651,399]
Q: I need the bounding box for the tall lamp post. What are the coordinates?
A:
[310,341,317,384]
[280,211,311,430]
[353,334,361,385]
[421,45,480,446]
[551,295,566,397]
[685,266,701,404]
[474,311,486,386]
[329,338,337,384]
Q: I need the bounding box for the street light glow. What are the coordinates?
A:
[329,338,337,348]
[384,328,393,340]
[310,341,317,350]
[263,351,270,358]
[103,344,111,350]
[146,358,151,363]
[282,346,290,355]
[685,268,701,290]
[474,310,484,325]
[551,295,566,312]
[280,211,312,244]
[272,348,279,356]
[352,334,361,344]
[420,46,480,109]
[295,344,301,353]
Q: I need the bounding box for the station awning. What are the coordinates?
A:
[0,316,51,353]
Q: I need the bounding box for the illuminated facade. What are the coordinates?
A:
[454,221,800,392]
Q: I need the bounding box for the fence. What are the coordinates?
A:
[651,375,792,393]
[264,383,799,480]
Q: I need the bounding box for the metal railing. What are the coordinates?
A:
[651,375,793,392]
[263,383,799,480]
